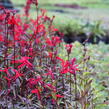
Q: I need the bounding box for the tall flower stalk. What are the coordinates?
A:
[12,14,16,69]
[4,11,9,68]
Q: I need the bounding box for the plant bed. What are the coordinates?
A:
[0,0,109,109]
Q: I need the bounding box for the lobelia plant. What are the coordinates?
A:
[0,0,79,108]
[0,0,108,109]
[1,0,108,109]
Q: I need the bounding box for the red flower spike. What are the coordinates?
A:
[69,58,79,74]
[25,0,38,16]
[56,56,69,74]
[60,67,69,74]
[56,56,78,74]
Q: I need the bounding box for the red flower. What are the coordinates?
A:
[56,56,64,62]
[11,57,33,69]
[53,28,58,32]
[56,56,79,74]
[46,36,61,47]
[37,24,45,33]
[60,60,69,74]
[52,36,61,46]
[28,76,42,86]
[56,56,69,74]
[46,38,53,46]
[25,0,38,16]
[0,35,3,41]
[13,69,24,80]
[56,94,64,98]
[48,52,53,59]
[69,58,79,74]
[8,16,18,25]
[65,44,73,55]
[31,89,41,100]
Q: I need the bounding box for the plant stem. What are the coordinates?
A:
[68,53,72,102]
[74,74,77,109]
[12,15,15,69]
[4,14,8,68]
[6,16,9,69]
